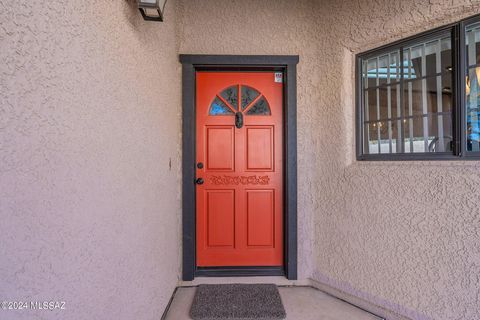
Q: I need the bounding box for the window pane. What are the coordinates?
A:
[365,51,401,85]
[393,84,401,118]
[365,89,378,121]
[404,46,422,79]
[404,34,451,78]
[246,96,271,115]
[425,77,438,113]
[209,97,234,115]
[390,85,400,118]
[404,79,424,116]
[378,55,389,86]
[366,59,377,88]
[379,87,388,120]
[425,40,438,76]
[404,117,427,153]
[441,38,453,73]
[389,52,401,83]
[427,114,453,152]
[378,121,389,153]
[440,72,453,112]
[391,120,402,153]
[365,84,400,122]
[467,67,480,151]
[404,75,452,115]
[425,74,453,113]
[220,85,238,110]
[365,122,379,154]
[241,86,260,110]
[466,22,480,67]
[425,39,451,75]
[402,115,452,153]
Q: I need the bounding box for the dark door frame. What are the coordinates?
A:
[179,54,299,281]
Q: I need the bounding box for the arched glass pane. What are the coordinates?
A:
[241,86,260,110]
[220,86,238,110]
[246,96,271,115]
[209,97,234,115]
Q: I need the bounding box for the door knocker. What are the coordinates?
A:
[235,112,243,129]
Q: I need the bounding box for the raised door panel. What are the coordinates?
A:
[246,126,274,171]
[206,126,235,171]
[246,190,274,247]
[206,190,235,248]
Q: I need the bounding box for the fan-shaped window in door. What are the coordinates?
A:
[210,97,234,115]
[209,85,271,116]
[246,96,270,115]
[241,86,260,110]
[220,85,238,110]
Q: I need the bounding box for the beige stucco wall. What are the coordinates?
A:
[2,1,480,320]
[177,1,480,320]
[0,1,181,320]
[314,2,480,320]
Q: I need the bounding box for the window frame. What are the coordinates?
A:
[356,14,480,161]
[461,15,480,158]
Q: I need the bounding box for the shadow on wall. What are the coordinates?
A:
[312,272,435,320]
[123,0,140,29]
[123,0,144,32]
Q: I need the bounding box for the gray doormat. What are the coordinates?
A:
[190,284,286,320]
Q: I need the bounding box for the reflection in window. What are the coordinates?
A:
[466,22,480,152]
[403,38,452,79]
[365,52,400,87]
[220,85,238,110]
[209,97,234,115]
[361,33,453,155]
[241,86,260,110]
[209,85,272,116]
[246,97,271,115]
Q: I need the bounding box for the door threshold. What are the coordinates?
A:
[178,276,311,287]
[196,266,284,277]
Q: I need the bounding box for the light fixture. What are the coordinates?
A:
[137,0,167,22]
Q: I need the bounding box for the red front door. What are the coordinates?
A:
[195,72,283,267]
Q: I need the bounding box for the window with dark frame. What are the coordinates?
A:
[466,22,480,152]
[356,14,480,160]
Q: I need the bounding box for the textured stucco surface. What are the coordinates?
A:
[2,1,480,320]
[177,1,480,320]
[0,1,181,320]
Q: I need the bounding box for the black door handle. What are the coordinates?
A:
[195,178,204,185]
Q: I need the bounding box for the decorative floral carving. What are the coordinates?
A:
[209,175,270,185]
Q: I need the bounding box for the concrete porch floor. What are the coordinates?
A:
[164,286,383,320]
